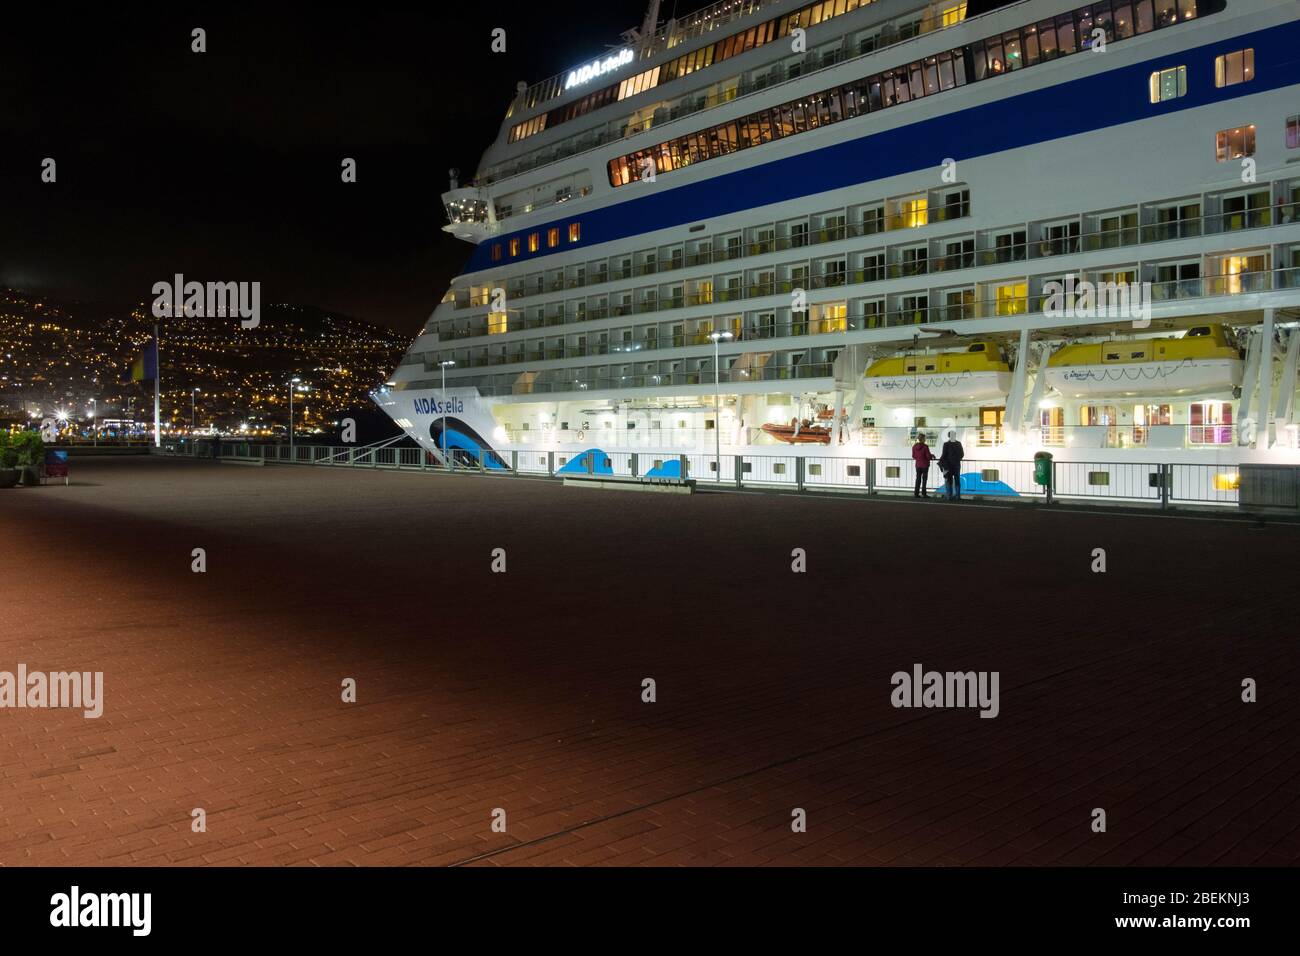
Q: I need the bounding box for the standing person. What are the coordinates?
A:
[911,433,935,498]
[939,429,965,501]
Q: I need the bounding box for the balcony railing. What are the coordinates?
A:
[429,266,1300,370]
[445,198,1300,321]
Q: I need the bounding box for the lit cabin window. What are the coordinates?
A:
[488,311,509,335]
[1215,125,1256,162]
[568,222,581,242]
[508,238,520,257]
[491,243,502,262]
[994,282,1027,315]
[941,3,967,27]
[1148,65,1186,102]
[899,198,928,228]
[528,233,540,252]
[547,227,559,248]
[1215,49,1254,87]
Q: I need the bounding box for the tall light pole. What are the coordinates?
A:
[710,330,734,482]
[90,399,97,447]
[191,387,200,436]
[289,377,301,452]
[439,360,456,466]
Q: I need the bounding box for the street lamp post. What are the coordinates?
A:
[289,377,301,453]
[191,387,199,436]
[439,360,456,467]
[90,399,97,447]
[710,330,734,483]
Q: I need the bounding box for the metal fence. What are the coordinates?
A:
[152,442,1288,512]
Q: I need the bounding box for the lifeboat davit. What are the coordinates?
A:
[861,340,1012,404]
[1043,324,1243,399]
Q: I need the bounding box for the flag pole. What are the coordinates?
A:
[153,323,161,447]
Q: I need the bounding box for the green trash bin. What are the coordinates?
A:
[1033,451,1053,487]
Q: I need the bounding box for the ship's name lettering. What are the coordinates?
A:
[413,397,464,415]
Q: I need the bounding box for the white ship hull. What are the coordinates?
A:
[379,0,1300,474]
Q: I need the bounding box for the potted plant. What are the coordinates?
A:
[0,433,18,488]
[12,430,44,486]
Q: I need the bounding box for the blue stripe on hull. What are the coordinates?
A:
[465,17,1300,274]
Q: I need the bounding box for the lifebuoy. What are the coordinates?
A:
[577,430,585,441]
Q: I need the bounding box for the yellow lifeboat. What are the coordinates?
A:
[861,340,1012,404]
[1044,324,1243,399]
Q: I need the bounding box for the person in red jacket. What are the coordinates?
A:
[911,434,936,498]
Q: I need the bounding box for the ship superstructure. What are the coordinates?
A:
[377,0,1300,471]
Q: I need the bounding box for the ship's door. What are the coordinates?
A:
[979,406,1004,446]
[1039,406,1065,445]
[1081,404,1119,447]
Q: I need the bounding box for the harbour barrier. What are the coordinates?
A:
[152,442,1300,513]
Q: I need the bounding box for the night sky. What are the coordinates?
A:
[1,2,660,335]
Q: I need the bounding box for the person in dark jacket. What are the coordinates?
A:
[938,430,965,500]
[911,435,935,498]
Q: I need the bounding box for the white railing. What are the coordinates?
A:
[152,443,1277,510]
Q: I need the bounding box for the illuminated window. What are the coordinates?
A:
[488,311,509,335]
[568,222,581,242]
[817,303,848,333]
[941,2,967,27]
[1148,65,1186,102]
[1189,401,1233,445]
[994,282,1027,315]
[508,238,520,257]
[528,233,540,253]
[491,244,502,262]
[1215,125,1256,162]
[547,227,559,248]
[1219,254,1265,294]
[1214,49,1254,87]
[899,197,928,229]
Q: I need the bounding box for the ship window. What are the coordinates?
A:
[527,233,539,253]
[885,466,901,478]
[1215,125,1256,162]
[508,238,520,257]
[547,227,559,248]
[1088,471,1111,486]
[569,222,580,242]
[1288,116,1300,149]
[774,463,787,474]
[491,243,502,262]
[847,464,861,477]
[809,464,822,476]
[1214,49,1253,87]
[980,469,1000,482]
[1148,65,1186,102]
[605,0,1207,188]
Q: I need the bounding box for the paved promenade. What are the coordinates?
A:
[1,457,1296,866]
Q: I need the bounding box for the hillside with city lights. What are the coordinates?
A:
[0,288,406,441]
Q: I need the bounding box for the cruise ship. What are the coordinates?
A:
[376,0,1300,480]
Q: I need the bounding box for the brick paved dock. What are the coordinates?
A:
[1,457,1296,866]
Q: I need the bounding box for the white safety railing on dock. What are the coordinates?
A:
[150,443,1284,512]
